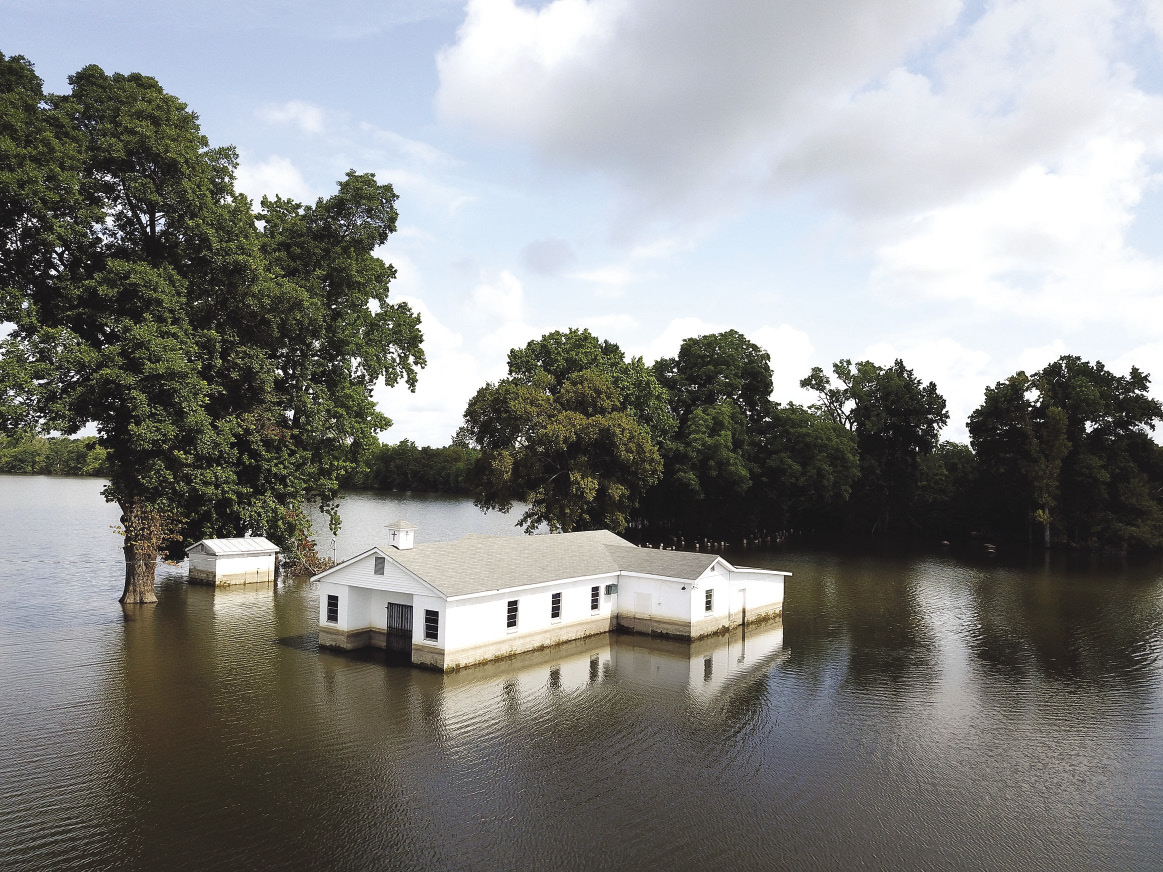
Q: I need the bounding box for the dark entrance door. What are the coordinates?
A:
[386,603,413,661]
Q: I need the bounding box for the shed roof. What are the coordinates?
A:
[380,530,721,598]
[186,537,280,556]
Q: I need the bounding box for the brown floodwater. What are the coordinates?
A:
[2,474,1162,871]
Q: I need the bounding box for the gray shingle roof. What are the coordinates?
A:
[604,544,718,580]
[385,530,719,598]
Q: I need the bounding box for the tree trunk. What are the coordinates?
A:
[1043,517,1051,550]
[118,499,166,604]
[120,541,159,603]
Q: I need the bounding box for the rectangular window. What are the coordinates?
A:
[551,591,562,620]
[326,594,338,623]
[590,585,600,612]
[705,589,714,613]
[507,599,519,629]
[374,555,385,575]
[424,609,439,642]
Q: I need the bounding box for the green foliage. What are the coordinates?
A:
[0,55,424,590]
[755,403,860,529]
[802,359,948,533]
[644,331,773,534]
[461,329,664,533]
[346,439,478,493]
[913,441,980,538]
[0,433,108,476]
[971,357,1163,549]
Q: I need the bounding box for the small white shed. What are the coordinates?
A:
[186,537,280,586]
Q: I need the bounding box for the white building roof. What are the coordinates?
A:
[186,537,280,557]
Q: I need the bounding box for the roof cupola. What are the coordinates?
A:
[387,519,418,550]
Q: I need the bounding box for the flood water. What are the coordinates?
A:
[2,474,1163,871]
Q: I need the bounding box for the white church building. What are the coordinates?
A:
[313,520,789,671]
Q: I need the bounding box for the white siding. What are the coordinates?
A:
[728,570,784,613]
[617,574,695,624]
[322,551,440,597]
[445,574,618,653]
[319,580,353,630]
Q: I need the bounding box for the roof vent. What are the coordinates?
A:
[387,519,417,550]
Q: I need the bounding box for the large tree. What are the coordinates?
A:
[802,359,948,533]
[645,330,775,535]
[0,56,423,601]
[461,329,666,533]
[970,357,1163,548]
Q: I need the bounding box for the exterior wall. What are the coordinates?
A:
[316,552,787,671]
[615,574,699,637]
[317,569,447,661]
[188,553,275,585]
[441,575,618,669]
[727,571,785,624]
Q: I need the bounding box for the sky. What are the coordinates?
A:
[6,0,1163,446]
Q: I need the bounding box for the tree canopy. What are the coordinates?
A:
[802,359,948,533]
[460,329,664,533]
[970,357,1163,549]
[0,55,424,601]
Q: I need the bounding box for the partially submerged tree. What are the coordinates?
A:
[461,329,665,533]
[802,359,948,533]
[970,357,1163,548]
[645,330,775,535]
[0,55,423,601]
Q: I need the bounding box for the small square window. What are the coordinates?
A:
[705,589,714,613]
[507,599,519,629]
[373,555,385,575]
[326,594,338,623]
[590,585,600,612]
[550,591,562,620]
[424,609,439,642]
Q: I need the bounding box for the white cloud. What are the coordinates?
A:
[567,265,645,297]
[257,100,327,135]
[636,317,726,365]
[465,270,525,322]
[870,135,1163,331]
[579,313,638,337]
[375,294,480,447]
[438,0,1163,337]
[234,154,316,203]
[751,324,816,405]
[1015,339,1069,376]
[476,319,543,362]
[436,0,957,218]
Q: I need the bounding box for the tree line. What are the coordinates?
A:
[445,328,1162,551]
[0,432,109,476]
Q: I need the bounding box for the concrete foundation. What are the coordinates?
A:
[318,602,783,671]
[188,568,276,586]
